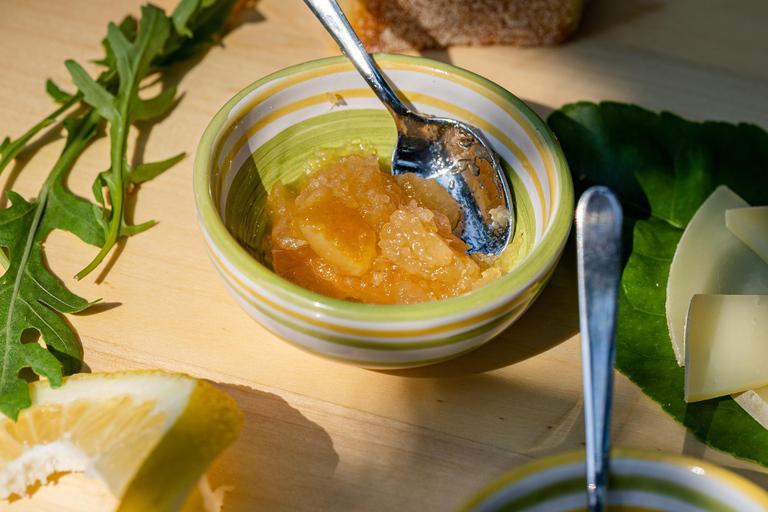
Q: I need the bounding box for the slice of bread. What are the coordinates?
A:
[341,0,587,52]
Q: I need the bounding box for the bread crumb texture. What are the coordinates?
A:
[342,0,587,51]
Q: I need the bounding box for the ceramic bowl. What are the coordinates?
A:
[455,448,768,512]
[193,54,573,368]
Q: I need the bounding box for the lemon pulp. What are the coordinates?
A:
[0,371,242,511]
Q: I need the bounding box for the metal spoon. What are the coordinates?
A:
[303,0,513,256]
[576,186,623,512]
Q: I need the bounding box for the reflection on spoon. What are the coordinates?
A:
[303,0,513,256]
[576,186,623,511]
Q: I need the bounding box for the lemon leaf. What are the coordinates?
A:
[548,101,768,466]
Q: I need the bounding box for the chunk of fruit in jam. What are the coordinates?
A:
[394,173,463,232]
[296,187,377,277]
[263,153,500,304]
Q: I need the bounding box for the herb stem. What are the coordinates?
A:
[75,116,129,280]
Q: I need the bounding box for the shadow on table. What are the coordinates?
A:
[683,431,768,493]
[726,466,768,493]
[205,382,340,512]
[194,231,582,508]
[348,237,585,480]
[418,49,452,66]
[522,100,555,122]
[576,0,665,39]
[381,235,579,378]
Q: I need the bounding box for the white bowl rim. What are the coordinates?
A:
[454,448,768,512]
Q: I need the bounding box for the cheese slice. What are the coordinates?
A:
[726,206,768,265]
[734,387,768,430]
[685,294,768,402]
[666,186,768,366]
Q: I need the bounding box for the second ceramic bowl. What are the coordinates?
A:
[455,449,768,512]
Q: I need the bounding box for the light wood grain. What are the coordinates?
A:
[1,0,767,510]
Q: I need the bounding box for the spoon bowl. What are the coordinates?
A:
[304,0,513,256]
[393,113,512,254]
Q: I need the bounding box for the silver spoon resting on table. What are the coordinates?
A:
[303,0,513,256]
[576,186,623,512]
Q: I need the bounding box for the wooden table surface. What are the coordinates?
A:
[1,0,768,510]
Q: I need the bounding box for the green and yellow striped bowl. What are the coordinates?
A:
[193,54,573,368]
[456,449,768,512]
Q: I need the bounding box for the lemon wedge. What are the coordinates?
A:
[0,370,243,511]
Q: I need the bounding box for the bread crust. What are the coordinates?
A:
[341,0,587,51]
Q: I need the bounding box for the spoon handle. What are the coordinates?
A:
[303,0,411,119]
[576,186,623,512]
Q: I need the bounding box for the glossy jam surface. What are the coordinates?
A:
[263,153,502,304]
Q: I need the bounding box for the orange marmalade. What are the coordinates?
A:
[263,153,502,304]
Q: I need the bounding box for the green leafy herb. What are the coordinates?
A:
[0,0,237,180]
[548,101,768,466]
[161,0,238,66]
[67,4,179,278]
[0,0,239,420]
[0,112,101,419]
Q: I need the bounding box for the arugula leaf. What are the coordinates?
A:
[46,80,76,104]
[172,0,201,38]
[43,114,107,248]
[548,101,768,466]
[68,0,239,280]
[91,15,139,91]
[129,152,186,185]
[67,5,177,280]
[0,0,234,182]
[158,0,238,66]
[0,17,133,179]
[0,111,101,420]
